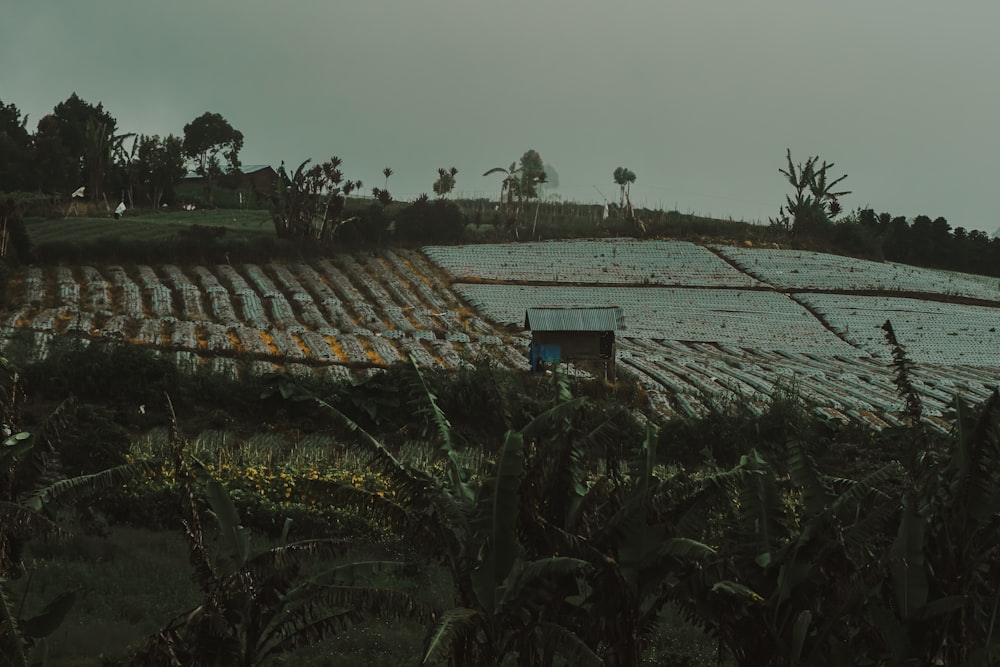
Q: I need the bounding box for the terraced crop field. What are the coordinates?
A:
[4,238,1000,431]
[0,249,527,383]
[428,239,1000,430]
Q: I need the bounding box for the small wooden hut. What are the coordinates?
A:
[525,306,623,381]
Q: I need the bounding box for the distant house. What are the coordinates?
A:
[240,165,278,193]
[525,306,623,381]
[184,164,277,204]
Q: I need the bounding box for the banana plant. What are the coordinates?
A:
[421,429,599,667]
[864,391,1000,666]
[546,423,724,667]
[280,364,600,666]
[688,443,902,666]
[0,581,76,667]
[470,370,724,666]
[129,399,433,666]
[0,417,136,664]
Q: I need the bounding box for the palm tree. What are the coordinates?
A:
[612,167,636,209]
[371,167,394,207]
[612,167,640,233]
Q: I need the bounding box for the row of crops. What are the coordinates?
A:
[617,338,999,431]
[0,249,529,379]
[422,238,1000,429]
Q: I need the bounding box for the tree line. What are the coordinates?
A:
[771,149,1000,277]
[0,93,571,246]
[6,94,998,271]
[0,94,244,211]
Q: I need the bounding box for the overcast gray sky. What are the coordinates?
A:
[4,1,999,232]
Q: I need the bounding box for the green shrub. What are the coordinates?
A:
[336,203,392,247]
[22,338,180,405]
[394,196,466,244]
[657,383,833,469]
[52,403,133,476]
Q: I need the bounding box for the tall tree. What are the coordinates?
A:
[35,93,117,197]
[485,157,543,239]
[518,150,548,236]
[182,112,244,205]
[612,167,639,233]
[84,116,134,205]
[0,100,33,191]
[518,150,547,201]
[135,134,186,210]
[31,115,76,194]
[612,167,636,209]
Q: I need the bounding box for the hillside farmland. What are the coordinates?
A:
[427,239,1000,429]
[3,239,1000,430]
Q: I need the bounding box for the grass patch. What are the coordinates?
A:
[7,524,446,666]
[21,209,291,264]
[25,208,274,245]
[8,526,202,666]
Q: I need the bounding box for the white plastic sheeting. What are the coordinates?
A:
[456,283,858,354]
[717,245,1000,300]
[425,239,762,287]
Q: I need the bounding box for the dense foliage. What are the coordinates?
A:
[182,111,244,206]
[1,330,1000,665]
[394,195,467,244]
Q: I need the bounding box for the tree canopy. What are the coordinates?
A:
[31,93,118,198]
[433,166,458,198]
[0,100,32,191]
[518,149,547,200]
[135,134,186,209]
[182,112,244,205]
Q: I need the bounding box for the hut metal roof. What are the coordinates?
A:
[524,306,623,332]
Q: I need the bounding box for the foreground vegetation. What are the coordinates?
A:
[2,329,1000,666]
